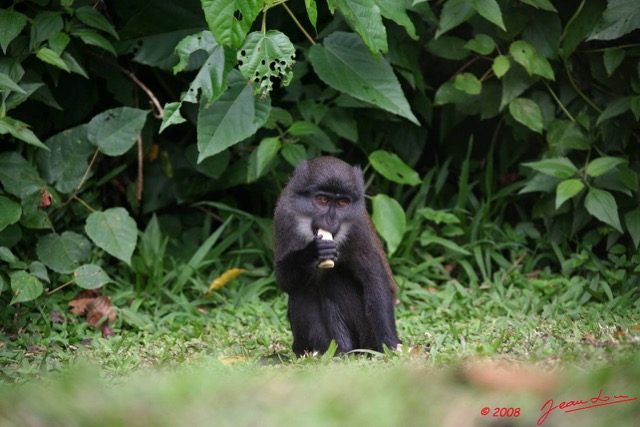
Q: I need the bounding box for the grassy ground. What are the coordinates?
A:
[1,270,639,426]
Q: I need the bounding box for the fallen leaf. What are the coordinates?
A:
[206,268,245,293]
[86,295,116,327]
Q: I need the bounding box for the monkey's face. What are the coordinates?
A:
[286,157,366,244]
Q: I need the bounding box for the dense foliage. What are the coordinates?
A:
[0,0,639,325]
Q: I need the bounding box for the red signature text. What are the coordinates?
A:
[537,389,637,425]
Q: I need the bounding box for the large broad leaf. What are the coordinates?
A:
[201,0,262,47]
[196,71,271,162]
[0,196,21,232]
[85,208,138,265]
[87,107,149,156]
[173,31,232,104]
[74,264,112,290]
[555,179,585,209]
[332,0,387,54]
[523,157,578,179]
[509,97,544,133]
[10,271,43,304]
[588,0,640,41]
[36,231,91,274]
[369,150,421,186]
[0,152,44,198]
[37,125,95,194]
[371,194,406,256]
[309,32,418,125]
[0,9,28,53]
[584,188,622,232]
[238,30,295,97]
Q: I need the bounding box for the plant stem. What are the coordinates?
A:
[543,80,576,122]
[281,2,316,45]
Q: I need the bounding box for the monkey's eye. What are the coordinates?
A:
[337,198,349,208]
[315,195,330,205]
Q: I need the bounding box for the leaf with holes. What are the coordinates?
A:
[85,208,138,265]
[201,0,262,47]
[238,31,296,97]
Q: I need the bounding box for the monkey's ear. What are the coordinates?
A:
[353,165,365,190]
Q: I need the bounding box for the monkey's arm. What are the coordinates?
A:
[275,235,337,293]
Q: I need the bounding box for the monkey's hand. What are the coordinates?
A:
[315,234,337,265]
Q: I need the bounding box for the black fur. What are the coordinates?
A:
[274,157,400,355]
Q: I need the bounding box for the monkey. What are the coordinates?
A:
[273,156,400,355]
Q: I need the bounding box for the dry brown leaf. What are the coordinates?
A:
[86,296,116,327]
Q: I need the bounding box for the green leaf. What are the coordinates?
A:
[471,0,505,31]
[603,48,625,76]
[197,71,271,162]
[630,96,640,121]
[585,157,627,178]
[74,264,112,290]
[596,97,631,126]
[201,0,262,47]
[427,36,469,60]
[87,107,149,156]
[0,153,45,198]
[238,30,296,97]
[10,271,43,304]
[48,32,70,56]
[420,234,471,256]
[509,40,554,80]
[85,208,138,265]
[37,125,95,194]
[453,73,482,95]
[332,0,388,54]
[492,55,510,78]
[500,64,535,109]
[374,0,418,40]
[520,0,557,12]
[509,97,544,133]
[0,116,48,150]
[31,11,63,46]
[369,150,421,186]
[247,137,280,182]
[72,31,117,55]
[523,157,578,179]
[159,102,186,133]
[174,31,232,104]
[0,196,21,232]
[436,0,474,38]
[588,0,640,41]
[75,6,119,40]
[36,231,91,274]
[464,34,496,55]
[584,188,622,232]
[36,48,70,72]
[288,121,337,153]
[371,194,406,255]
[0,247,18,264]
[61,52,89,78]
[280,144,307,167]
[0,9,28,53]
[624,210,640,249]
[305,0,318,30]
[0,72,27,94]
[434,81,469,105]
[555,179,585,209]
[547,120,590,152]
[309,32,418,125]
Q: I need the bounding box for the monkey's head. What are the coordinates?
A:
[284,156,365,241]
